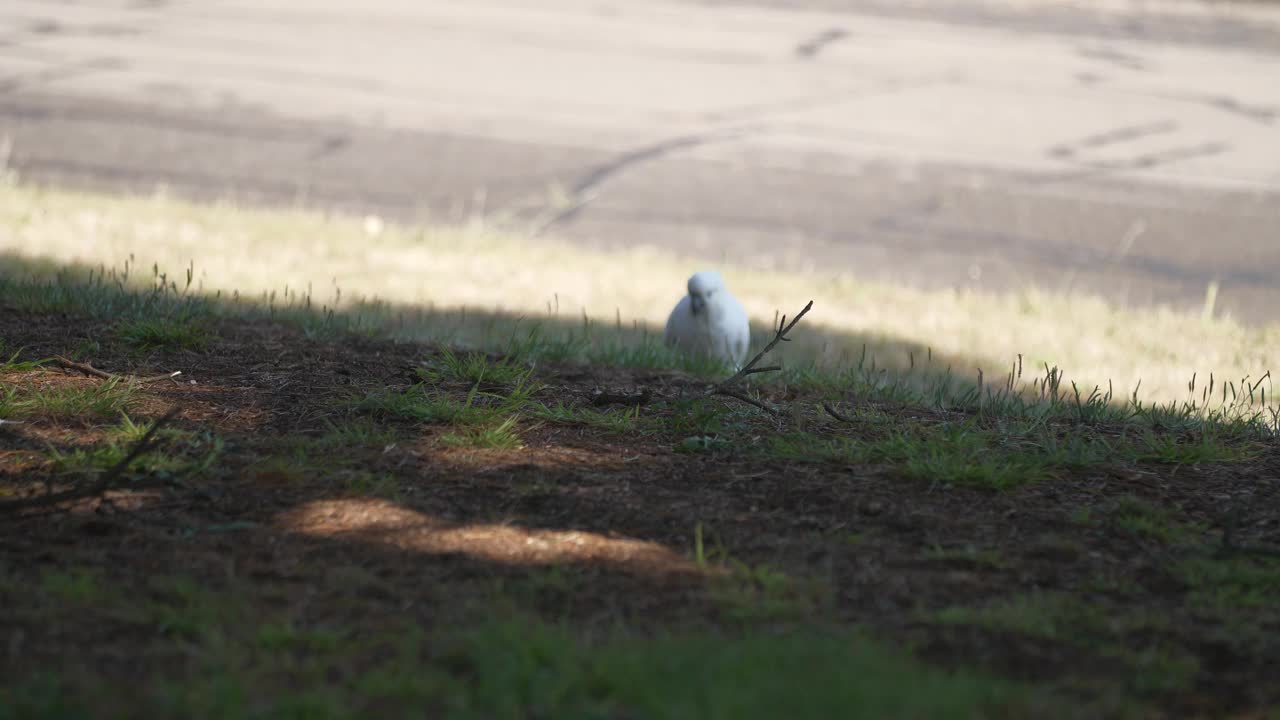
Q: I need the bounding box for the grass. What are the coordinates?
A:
[313,418,400,450]
[767,409,1272,490]
[1108,496,1202,544]
[1,182,1275,412]
[2,183,1279,718]
[0,377,137,420]
[771,424,1052,489]
[116,313,214,351]
[358,385,491,425]
[1,244,1277,439]
[46,414,223,481]
[0,568,1042,720]
[427,347,533,387]
[927,593,1204,698]
[0,347,45,373]
[930,593,1109,642]
[441,416,526,450]
[1173,554,1280,609]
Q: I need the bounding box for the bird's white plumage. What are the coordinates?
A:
[664,270,750,369]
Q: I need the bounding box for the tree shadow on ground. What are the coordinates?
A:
[2,252,1279,717]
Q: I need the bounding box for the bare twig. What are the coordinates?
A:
[54,356,114,380]
[823,402,855,423]
[53,356,182,385]
[0,408,181,515]
[715,301,813,391]
[717,387,780,415]
[706,300,813,414]
[590,388,652,407]
[138,371,184,384]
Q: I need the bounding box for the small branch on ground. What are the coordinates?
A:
[0,408,182,515]
[823,402,855,423]
[706,300,813,415]
[54,356,182,385]
[717,301,813,390]
[591,388,652,407]
[717,387,780,416]
[54,356,114,380]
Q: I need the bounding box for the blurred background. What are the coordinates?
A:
[0,0,1277,399]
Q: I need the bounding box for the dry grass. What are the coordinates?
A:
[0,182,1274,406]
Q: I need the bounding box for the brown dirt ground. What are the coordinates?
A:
[2,309,1279,718]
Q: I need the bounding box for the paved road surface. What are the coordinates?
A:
[1,0,1278,323]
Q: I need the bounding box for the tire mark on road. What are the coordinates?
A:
[0,56,127,93]
[1033,141,1231,184]
[529,71,961,235]
[1176,93,1276,125]
[308,135,351,161]
[704,72,961,124]
[1097,142,1229,171]
[1077,45,1149,71]
[1045,121,1229,179]
[795,28,848,59]
[528,126,754,235]
[1048,120,1178,159]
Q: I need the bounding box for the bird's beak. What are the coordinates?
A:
[690,295,706,315]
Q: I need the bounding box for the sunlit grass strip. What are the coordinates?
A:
[0,182,1275,432]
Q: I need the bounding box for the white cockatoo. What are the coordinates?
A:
[664,270,750,369]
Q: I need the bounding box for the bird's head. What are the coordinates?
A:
[687,270,726,316]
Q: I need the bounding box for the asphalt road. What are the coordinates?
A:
[1,0,1278,324]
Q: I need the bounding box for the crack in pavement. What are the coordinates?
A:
[1048,120,1179,159]
[528,125,755,235]
[524,69,965,236]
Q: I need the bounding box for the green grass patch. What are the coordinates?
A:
[1,378,137,420]
[440,618,1036,720]
[771,423,1050,490]
[771,412,1259,490]
[1173,554,1280,609]
[0,346,47,374]
[1136,430,1259,464]
[1,565,1046,720]
[312,418,400,451]
[930,593,1109,642]
[116,316,213,352]
[1108,496,1204,544]
[47,413,222,480]
[426,347,533,386]
[1,251,1276,446]
[926,593,1200,697]
[441,416,525,450]
[357,385,492,425]
[40,568,107,606]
